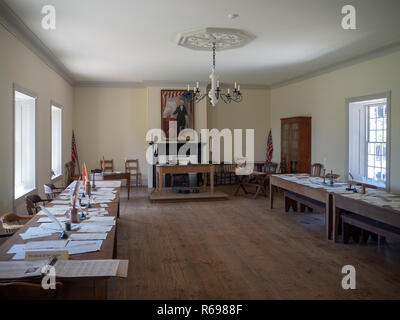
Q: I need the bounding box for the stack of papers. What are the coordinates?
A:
[37,205,70,216]
[20,227,55,240]
[81,216,116,225]
[8,239,103,260]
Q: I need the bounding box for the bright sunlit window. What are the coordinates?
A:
[14,89,36,199]
[51,105,62,179]
[348,95,389,189]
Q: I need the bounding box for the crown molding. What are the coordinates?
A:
[269,41,400,89]
[75,81,146,88]
[0,0,74,86]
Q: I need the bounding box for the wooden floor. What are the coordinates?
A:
[109,185,400,299]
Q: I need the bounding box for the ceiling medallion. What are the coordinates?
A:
[176,27,253,51]
[177,28,254,106]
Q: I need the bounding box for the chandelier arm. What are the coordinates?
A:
[219,93,231,104]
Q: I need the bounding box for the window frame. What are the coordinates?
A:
[345,91,391,191]
[50,101,63,182]
[13,83,38,202]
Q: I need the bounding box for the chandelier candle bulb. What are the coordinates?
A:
[217,81,220,88]
[228,88,230,95]
[187,84,190,91]
[234,82,237,89]
[238,85,240,91]
[196,82,199,88]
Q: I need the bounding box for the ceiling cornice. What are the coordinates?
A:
[269,41,400,89]
[0,0,74,86]
[75,81,146,88]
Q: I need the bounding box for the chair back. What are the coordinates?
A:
[0,213,30,233]
[311,163,323,177]
[101,160,114,173]
[65,161,76,185]
[125,159,139,174]
[266,162,278,173]
[25,195,42,215]
[44,184,55,199]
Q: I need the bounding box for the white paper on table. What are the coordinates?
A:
[66,240,102,254]
[19,227,55,240]
[39,223,79,232]
[77,225,113,233]
[50,200,71,205]
[53,259,119,277]
[0,260,46,278]
[37,216,68,223]
[100,204,108,208]
[69,233,107,240]
[80,219,115,226]
[24,240,69,250]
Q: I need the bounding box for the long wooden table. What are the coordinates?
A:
[269,174,333,240]
[332,190,400,242]
[0,180,121,299]
[103,172,131,200]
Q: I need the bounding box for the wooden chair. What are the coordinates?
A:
[325,173,340,180]
[125,159,142,187]
[311,163,323,177]
[265,162,278,174]
[65,161,80,185]
[44,183,65,199]
[0,212,32,233]
[25,195,51,215]
[101,159,114,173]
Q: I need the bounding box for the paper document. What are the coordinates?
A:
[0,259,128,279]
[77,225,113,233]
[24,240,69,250]
[69,233,108,240]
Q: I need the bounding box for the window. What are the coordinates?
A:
[14,89,36,199]
[367,104,387,184]
[51,104,62,179]
[348,94,389,189]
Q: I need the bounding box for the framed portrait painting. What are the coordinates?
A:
[161,89,194,139]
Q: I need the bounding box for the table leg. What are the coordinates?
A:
[269,179,274,209]
[325,193,333,241]
[210,166,214,194]
[159,170,163,195]
[203,173,207,191]
[332,195,340,242]
[127,176,131,200]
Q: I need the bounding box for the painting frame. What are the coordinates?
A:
[161,89,195,140]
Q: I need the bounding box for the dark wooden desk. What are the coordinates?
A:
[156,164,214,195]
[0,181,121,299]
[103,172,131,200]
[269,174,333,240]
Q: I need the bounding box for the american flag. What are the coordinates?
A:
[266,129,273,163]
[71,131,79,171]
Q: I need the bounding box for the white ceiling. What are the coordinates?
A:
[4,0,400,86]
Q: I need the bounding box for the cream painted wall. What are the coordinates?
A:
[270,50,400,192]
[0,25,73,214]
[73,87,148,181]
[207,89,271,162]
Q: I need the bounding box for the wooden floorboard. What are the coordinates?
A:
[108,185,400,299]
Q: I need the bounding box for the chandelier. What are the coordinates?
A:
[177,28,253,107]
[187,43,242,106]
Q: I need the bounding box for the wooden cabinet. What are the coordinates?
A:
[281,117,311,174]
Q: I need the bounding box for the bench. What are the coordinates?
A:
[284,190,325,213]
[342,212,400,247]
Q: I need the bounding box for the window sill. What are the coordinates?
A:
[51,174,63,183]
[351,178,386,190]
[14,187,37,202]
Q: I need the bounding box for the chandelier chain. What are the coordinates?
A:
[212,42,216,68]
